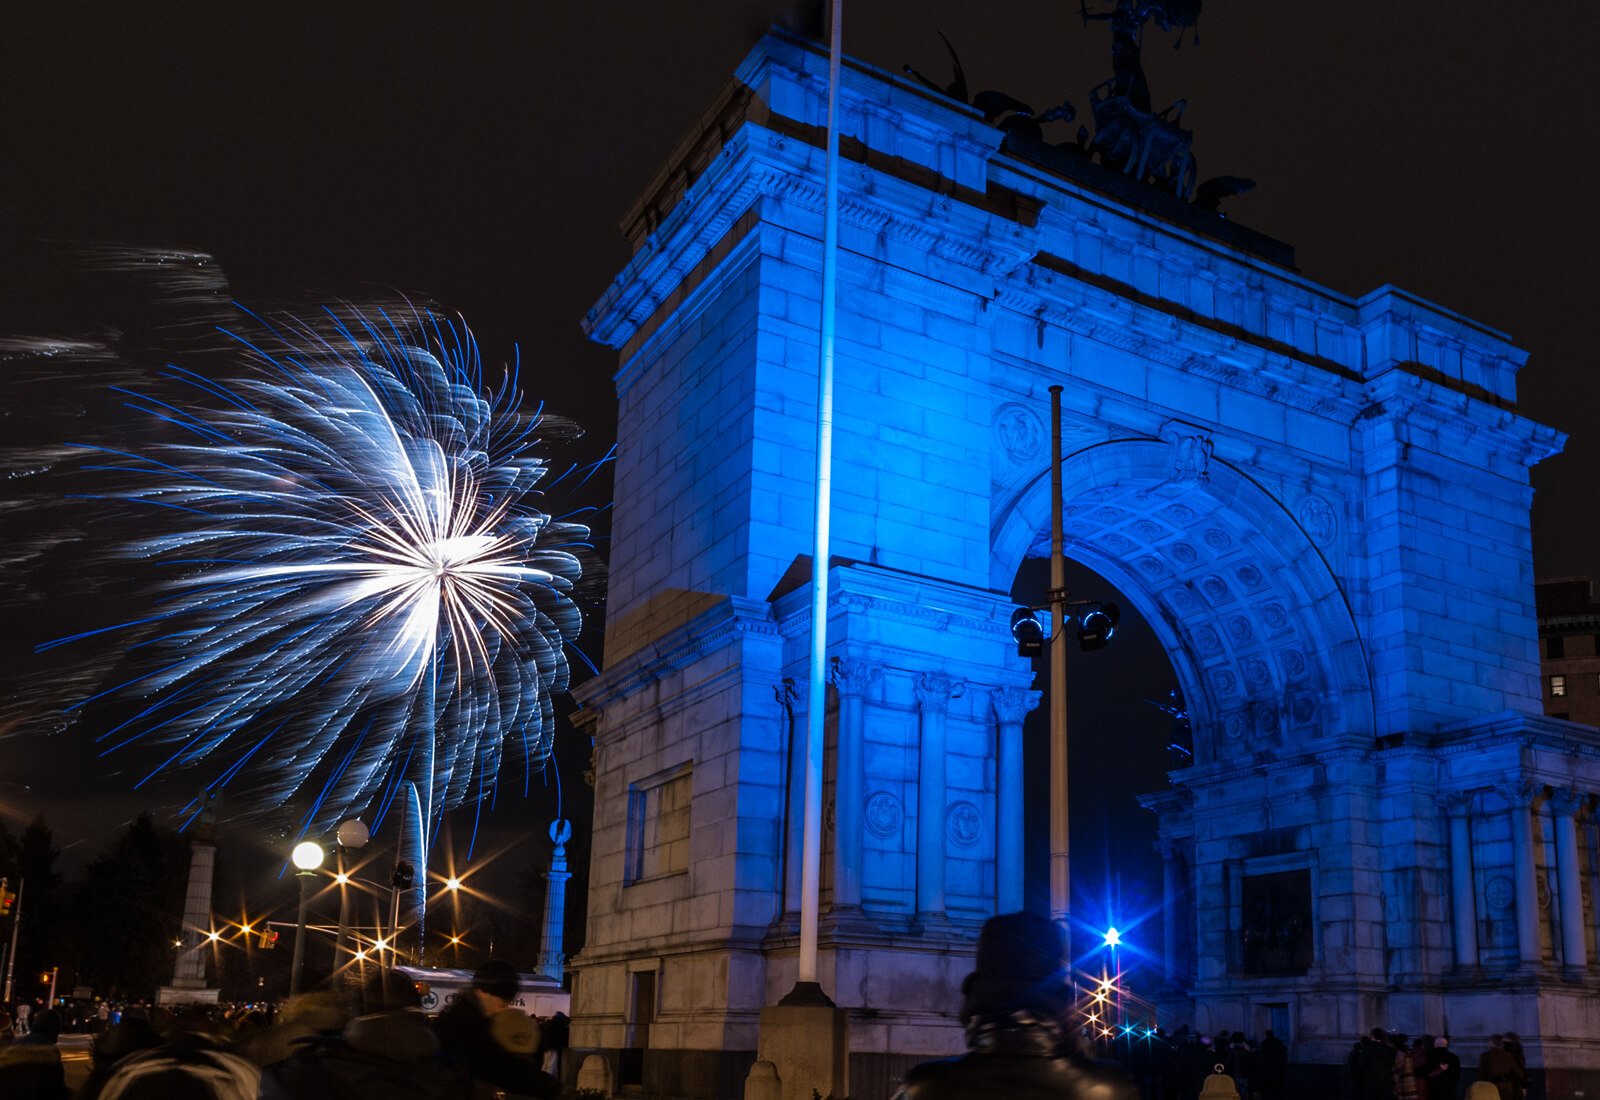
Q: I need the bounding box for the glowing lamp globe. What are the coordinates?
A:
[336,819,370,850]
[291,841,326,871]
[1104,927,1121,947]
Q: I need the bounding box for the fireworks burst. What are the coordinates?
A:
[44,303,595,854]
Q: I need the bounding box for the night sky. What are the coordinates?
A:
[1,1,1597,956]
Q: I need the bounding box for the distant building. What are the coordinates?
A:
[1536,578,1600,726]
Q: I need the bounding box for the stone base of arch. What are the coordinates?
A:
[1145,709,1600,1075]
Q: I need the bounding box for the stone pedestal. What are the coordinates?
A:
[757,996,848,1100]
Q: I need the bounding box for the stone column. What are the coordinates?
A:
[1440,791,1480,972]
[1551,787,1589,977]
[828,658,881,914]
[991,687,1041,914]
[171,827,217,988]
[1500,780,1544,968]
[1157,837,1183,985]
[778,679,804,919]
[915,673,964,923]
[538,819,573,982]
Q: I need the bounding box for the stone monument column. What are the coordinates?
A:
[158,801,221,1005]
[1441,791,1480,972]
[1550,788,1589,977]
[828,658,881,914]
[777,679,804,920]
[1500,780,1545,968]
[991,687,1040,914]
[914,673,964,923]
[539,819,574,982]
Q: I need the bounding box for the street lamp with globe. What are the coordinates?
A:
[333,819,369,975]
[289,840,325,996]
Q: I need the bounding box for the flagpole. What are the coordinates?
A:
[794,0,844,997]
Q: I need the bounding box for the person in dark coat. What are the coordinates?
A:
[259,969,471,1100]
[433,960,558,1099]
[1425,1036,1460,1100]
[1477,1035,1522,1100]
[0,1007,68,1100]
[1258,1029,1288,1099]
[1502,1033,1527,1100]
[1355,1027,1397,1099]
[891,912,1137,1100]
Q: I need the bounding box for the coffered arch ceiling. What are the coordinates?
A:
[993,440,1373,764]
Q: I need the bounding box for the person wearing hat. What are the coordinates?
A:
[892,912,1137,1100]
[434,960,558,1098]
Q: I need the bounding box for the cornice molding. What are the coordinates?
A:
[586,124,1039,354]
[574,595,779,713]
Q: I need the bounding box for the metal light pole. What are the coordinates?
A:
[2,876,22,1002]
[1048,385,1071,956]
[289,841,325,996]
[333,819,369,974]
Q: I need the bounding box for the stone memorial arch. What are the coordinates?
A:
[569,28,1590,1099]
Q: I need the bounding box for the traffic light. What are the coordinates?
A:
[391,860,415,891]
[259,930,279,949]
[0,888,14,915]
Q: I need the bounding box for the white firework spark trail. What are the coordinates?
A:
[42,304,596,902]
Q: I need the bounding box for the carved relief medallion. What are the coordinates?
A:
[1297,495,1338,547]
[1485,876,1514,911]
[947,801,982,848]
[993,403,1044,463]
[865,792,903,838]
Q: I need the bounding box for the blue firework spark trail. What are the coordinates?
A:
[48,303,590,857]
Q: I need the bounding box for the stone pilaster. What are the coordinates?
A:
[1550,787,1589,978]
[914,672,964,923]
[1156,836,1184,985]
[991,687,1041,914]
[1499,780,1545,969]
[1439,790,1480,973]
[828,657,881,913]
[777,678,804,920]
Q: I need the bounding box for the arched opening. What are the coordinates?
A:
[1012,554,1182,970]
[996,439,1374,984]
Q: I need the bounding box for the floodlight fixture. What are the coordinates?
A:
[1076,602,1120,651]
[1009,606,1047,657]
